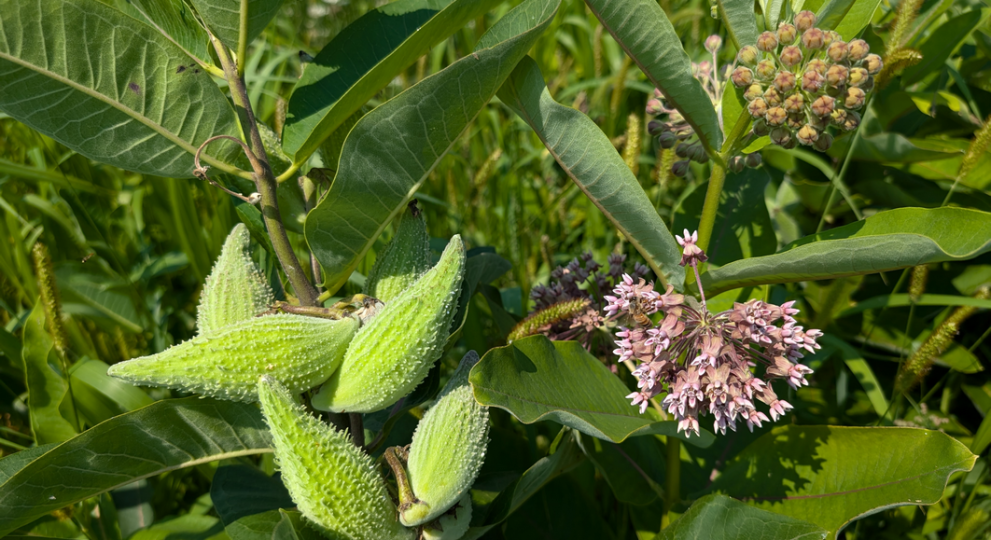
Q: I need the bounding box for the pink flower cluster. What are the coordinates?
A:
[608,231,819,437]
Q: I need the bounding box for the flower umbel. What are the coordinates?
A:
[608,231,819,437]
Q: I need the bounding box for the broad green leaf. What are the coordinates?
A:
[902,9,991,86]
[972,413,991,455]
[0,0,241,178]
[820,335,888,417]
[69,359,154,426]
[211,465,293,525]
[497,56,684,289]
[830,133,962,163]
[575,432,665,506]
[470,336,715,446]
[100,0,213,66]
[836,293,991,318]
[0,397,271,536]
[701,207,991,295]
[226,510,322,540]
[708,426,976,538]
[304,0,559,292]
[716,0,759,48]
[0,444,58,483]
[815,0,856,31]
[56,264,143,333]
[283,0,504,162]
[584,0,723,153]
[832,0,881,39]
[186,0,283,50]
[673,168,776,267]
[22,304,77,445]
[765,0,787,31]
[449,249,513,344]
[131,515,227,540]
[660,494,828,540]
[0,157,114,195]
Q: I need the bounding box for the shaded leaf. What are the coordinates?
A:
[304,0,560,292]
[575,432,665,506]
[187,0,283,50]
[470,336,715,446]
[820,335,889,417]
[0,397,271,536]
[660,494,828,540]
[716,0,759,48]
[708,426,976,537]
[283,0,503,161]
[131,515,227,540]
[0,0,241,177]
[226,510,322,540]
[498,56,684,289]
[69,359,154,426]
[105,0,213,66]
[836,293,991,318]
[56,264,143,333]
[902,9,990,85]
[22,305,77,445]
[830,133,962,163]
[584,0,723,153]
[701,207,991,295]
[212,465,293,526]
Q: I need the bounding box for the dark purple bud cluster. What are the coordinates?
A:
[735,11,881,152]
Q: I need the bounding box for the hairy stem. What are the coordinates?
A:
[384,446,420,510]
[695,159,726,254]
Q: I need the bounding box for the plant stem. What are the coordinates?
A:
[210,35,319,307]
[384,446,420,510]
[237,0,249,75]
[662,437,681,529]
[349,413,365,449]
[695,159,726,254]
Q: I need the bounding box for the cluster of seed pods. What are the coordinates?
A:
[732,10,882,152]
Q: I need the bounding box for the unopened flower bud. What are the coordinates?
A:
[783,93,804,113]
[745,152,763,168]
[752,118,770,136]
[765,106,787,126]
[646,98,664,115]
[841,110,861,131]
[802,28,825,50]
[777,23,798,44]
[691,145,710,163]
[737,45,760,66]
[705,35,723,53]
[844,87,866,109]
[773,71,797,93]
[730,155,746,173]
[830,107,848,126]
[801,69,824,92]
[848,39,869,61]
[825,64,849,87]
[794,10,816,31]
[658,131,678,148]
[672,160,690,177]
[848,67,869,87]
[731,66,754,87]
[863,53,883,74]
[786,113,804,129]
[811,95,836,117]
[827,41,848,62]
[653,88,663,99]
[780,45,803,67]
[744,83,764,101]
[755,60,777,80]
[813,132,833,152]
[770,126,793,146]
[648,119,669,136]
[807,58,828,74]
[748,97,769,118]
[797,124,819,145]
[675,142,691,158]
[809,114,827,131]
[823,31,840,46]
[758,31,779,52]
[763,87,783,107]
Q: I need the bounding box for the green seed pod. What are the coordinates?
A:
[401,352,489,527]
[421,495,473,540]
[108,314,359,402]
[198,224,274,335]
[364,201,431,303]
[313,235,466,413]
[257,376,414,540]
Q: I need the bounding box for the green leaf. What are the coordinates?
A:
[819,335,889,417]
[764,0,786,31]
[226,510,322,540]
[584,0,723,153]
[470,336,715,446]
[673,168,776,267]
[103,0,213,66]
[283,0,504,162]
[707,426,977,537]
[0,0,242,178]
[972,413,991,455]
[131,515,227,540]
[716,0,759,48]
[814,0,856,31]
[829,133,962,163]
[902,9,991,86]
[497,56,684,289]
[0,444,58,483]
[701,207,991,296]
[0,397,271,536]
[304,0,560,292]
[660,494,828,540]
[22,304,77,445]
[56,264,143,333]
[69,359,154,426]
[449,249,513,343]
[836,293,991,318]
[187,0,283,50]
[833,0,882,40]
[211,465,293,525]
[575,432,665,506]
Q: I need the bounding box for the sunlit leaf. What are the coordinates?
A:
[187,0,283,50]
[660,494,828,540]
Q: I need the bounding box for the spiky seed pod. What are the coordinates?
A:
[766,106,788,126]
[802,28,825,49]
[755,60,777,80]
[794,10,816,31]
[108,314,359,402]
[364,202,431,303]
[827,41,849,62]
[744,83,764,102]
[813,132,833,152]
[848,39,870,61]
[421,495,472,540]
[845,87,867,109]
[811,95,836,118]
[773,71,796,93]
[257,376,414,540]
[757,31,778,52]
[748,98,769,118]
[313,236,466,413]
[737,45,759,66]
[730,67,754,87]
[784,93,804,113]
[401,352,489,526]
[826,65,849,87]
[777,23,798,44]
[508,298,591,343]
[197,224,275,336]
[780,45,803,67]
[763,87,783,107]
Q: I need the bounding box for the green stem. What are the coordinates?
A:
[816,100,871,233]
[237,0,249,75]
[695,159,726,254]
[384,446,420,510]
[662,437,681,529]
